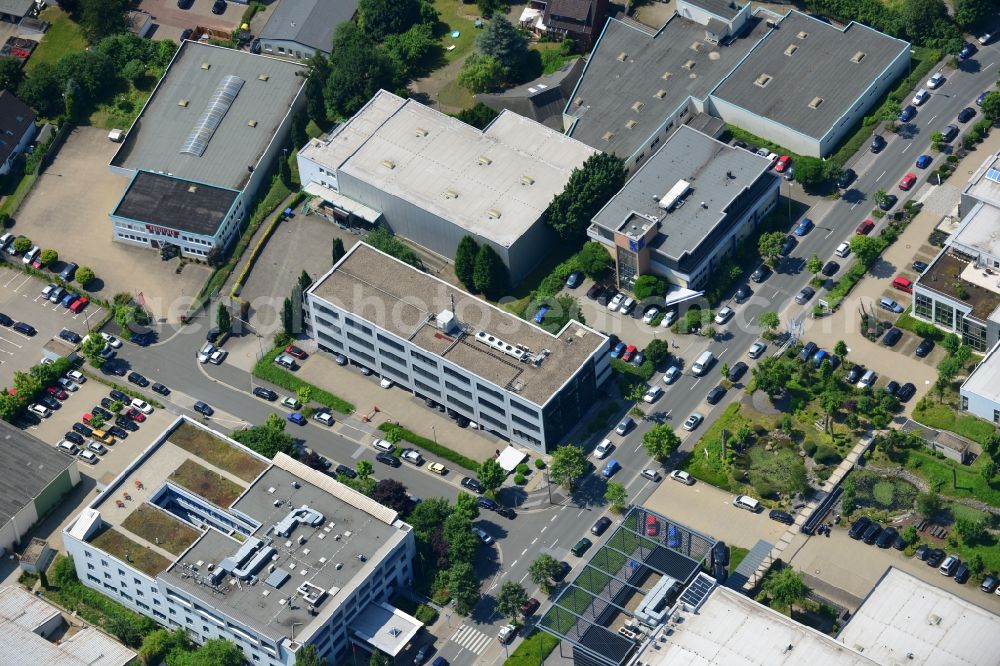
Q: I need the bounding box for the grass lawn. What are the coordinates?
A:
[530,42,579,75]
[504,630,558,666]
[90,527,172,577]
[87,86,154,130]
[895,448,1000,508]
[121,505,201,556]
[912,397,996,445]
[169,421,267,482]
[729,545,750,571]
[27,8,87,74]
[437,79,474,110]
[682,403,748,491]
[169,459,245,508]
[433,0,480,64]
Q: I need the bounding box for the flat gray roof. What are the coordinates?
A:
[837,567,1000,666]
[0,420,75,526]
[961,339,1000,407]
[301,90,596,248]
[712,11,908,141]
[565,15,770,158]
[113,171,239,236]
[964,151,1000,210]
[164,463,402,640]
[310,243,607,406]
[592,125,774,268]
[683,0,743,20]
[259,0,358,52]
[110,41,305,191]
[0,0,33,17]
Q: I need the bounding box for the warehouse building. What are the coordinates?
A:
[108,42,305,258]
[305,242,611,453]
[63,417,418,666]
[297,90,596,284]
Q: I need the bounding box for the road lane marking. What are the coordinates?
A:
[901,143,912,153]
[519,572,530,583]
[540,526,546,533]
[531,538,538,545]
[929,114,938,122]
[825,227,836,238]
[551,538,559,547]
[510,560,518,568]
[550,515,557,522]
[521,548,528,556]
[875,170,886,182]
[850,202,859,210]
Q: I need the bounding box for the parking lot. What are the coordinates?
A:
[13,127,210,322]
[0,267,104,387]
[137,0,245,40]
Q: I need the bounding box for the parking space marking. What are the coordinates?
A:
[0,335,23,349]
[11,275,31,292]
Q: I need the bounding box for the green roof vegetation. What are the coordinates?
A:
[169,421,267,482]
[169,458,245,508]
[122,505,201,556]
[91,527,172,577]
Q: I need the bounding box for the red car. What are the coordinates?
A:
[621,344,636,362]
[284,345,308,360]
[899,172,917,190]
[520,598,540,617]
[645,515,659,536]
[46,386,68,400]
[856,218,875,235]
[82,412,95,425]
[774,155,791,173]
[69,297,89,313]
[127,408,146,423]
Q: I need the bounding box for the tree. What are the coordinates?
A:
[759,311,779,333]
[985,433,1000,461]
[645,338,669,366]
[325,23,401,118]
[372,478,410,512]
[477,458,506,493]
[457,53,506,94]
[941,332,961,355]
[408,498,451,538]
[982,459,997,483]
[720,362,730,381]
[981,91,1000,123]
[0,56,24,95]
[546,153,627,240]
[453,103,500,130]
[79,0,128,42]
[476,17,528,69]
[752,356,793,397]
[454,236,479,290]
[642,424,681,461]
[453,492,481,522]
[356,460,374,480]
[762,566,808,615]
[332,238,346,264]
[168,638,245,666]
[633,275,667,300]
[81,333,108,367]
[109,400,124,413]
[604,482,628,512]
[969,552,986,575]
[495,581,529,621]
[793,156,829,189]
[88,413,105,429]
[872,188,891,211]
[295,645,328,666]
[35,248,58,268]
[549,444,587,489]
[216,303,231,335]
[13,236,31,254]
[834,340,848,360]
[444,516,479,566]
[899,0,955,46]
[139,629,189,666]
[758,231,786,267]
[76,266,96,287]
[17,62,62,117]
[819,386,843,436]
[849,235,883,268]
[447,561,480,614]
[357,0,422,41]
[805,254,823,277]
[296,386,312,408]
[368,651,391,666]
[282,297,294,336]
[231,415,296,459]
[291,112,308,149]
[303,54,331,124]
[528,554,563,592]
[576,242,612,279]
[278,154,292,187]
[916,490,942,518]
[472,244,506,298]
[954,0,993,30]
[954,517,988,545]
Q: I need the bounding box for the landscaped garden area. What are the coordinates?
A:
[121,505,201,557]
[90,527,172,577]
[168,459,245,508]
[169,421,268,483]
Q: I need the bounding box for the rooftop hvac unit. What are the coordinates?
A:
[475,330,527,361]
[658,180,691,210]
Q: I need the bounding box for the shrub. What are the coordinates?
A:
[534,458,546,469]
[253,347,353,413]
[376,422,479,472]
[813,445,843,465]
[803,440,818,457]
[514,472,527,485]
[515,463,530,475]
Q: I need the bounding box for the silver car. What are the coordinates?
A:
[683,412,704,431]
[748,341,767,359]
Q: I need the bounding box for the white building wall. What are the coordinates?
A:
[260,39,320,60]
[110,194,244,259]
[0,121,38,176]
[960,387,1000,424]
[708,96,822,156]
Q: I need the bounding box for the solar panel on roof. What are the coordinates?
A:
[986,167,1000,184]
[180,75,245,157]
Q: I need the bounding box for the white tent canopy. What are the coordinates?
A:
[497,446,528,473]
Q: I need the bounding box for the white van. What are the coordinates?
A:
[733,495,760,512]
[835,242,851,258]
[691,350,714,376]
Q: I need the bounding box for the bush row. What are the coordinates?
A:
[611,358,655,381]
[377,422,480,472]
[252,347,354,414]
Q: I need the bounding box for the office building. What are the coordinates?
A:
[108,42,305,258]
[62,417,418,666]
[258,0,358,59]
[305,242,611,453]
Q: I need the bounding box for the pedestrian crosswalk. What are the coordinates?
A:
[450,625,492,654]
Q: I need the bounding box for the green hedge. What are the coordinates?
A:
[824,262,868,310]
[894,309,946,342]
[377,422,480,472]
[252,347,354,413]
[611,358,655,381]
[504,630,558,666]
[82,370,163,409]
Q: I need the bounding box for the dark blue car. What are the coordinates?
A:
[533,306,549,324]
[287,412,306,426]
[610,342,626,358]
[62,292,79,308]
[915,154,932,169]
[794,218,813,236]
[977,92,988,106]
[959,43,976,60]
[899,104,916,122]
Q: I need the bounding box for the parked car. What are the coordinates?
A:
[601,459,621,478]
[12,322,36,336]
[313,410,334,426]
[151,383,170,396]
[571,538,592,556]
[957,107,976,123]
[915,154,932,169]
[461,477,484,494]
[862,523,882,544]
[959,43,976,60]
[879,297,904,314]
[748,341,767,359]
[401,449,423,465]
[566,271,583,289]
[794,218,813,236]
[926,72,945,89]
[607,293,624,311]
[473,528,493,545]
[591,516,612,535]
[193,401,214,416]
[927,549,945,567]
[981,573,999,593]
[880,195,898,211]
[287,412,306,426]
[642,385,663,403]
[728,362,748,382]
[821,261,840,277]
[779,236,796,256]
[849,516,872,540]
[876,526,898,548]
[870,134,887,152]
[940,124,959,142]
[669,470,694,486]
[376,452,400,467]
[641,469,662,481]
[896,383,917,402]
[642,306,660,324]
[615,417,633,435]
[940,555,960,576]
[284,345,308,359]
[915,339,935,357]
[750,265,770,283]
[663,365,681,383]
[427,462,447,475]
[774,155,791,172]
[58,329,82,344]
[883,328,902,346]
[211,0,226,14]
[794,286,815,304]
[898,173,916,191]
[621,345,636,362]
[899,104,916,122]
[127,372,149,387]
[594,439,614,459]
[714,307,734,324]
[520,598,540,617]
[768,509,794,525]
[885,380,900,397]
[586,284,604,300]
[130,399,153,414]
[683,412,704,431]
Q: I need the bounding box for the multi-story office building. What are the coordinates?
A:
[589,125,778,291]
[305,242,611,453]
[912,152,1000,352]
[63,417,419,666]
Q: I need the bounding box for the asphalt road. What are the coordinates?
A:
[95,49,1000,666]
